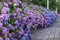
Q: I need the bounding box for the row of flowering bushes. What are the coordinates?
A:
[0,0,57,40]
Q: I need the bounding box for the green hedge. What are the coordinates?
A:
[27,0,58,11]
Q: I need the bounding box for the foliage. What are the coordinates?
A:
[0,0,3,2]
[27,0,60,12]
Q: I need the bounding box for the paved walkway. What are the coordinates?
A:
[32,16,60,40]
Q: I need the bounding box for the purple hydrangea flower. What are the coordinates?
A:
[12,0,18,3]
[21,36,26,40]
[3,2,8,7]
[0,23,3,28]
[16,8,21,13]
[33,5,39,10]
[5,0,10,2]
[2,30,8,35]
[8,2,12,7]
[5,38,10,40]
[14,3,19,7]
[14,20,20,26]
[11,32,16,37]
[14,26,19,29]
[28,34,32,39]
[2,27,8,35]
[0,37,3,40]
[1,7,10,14]
[0,15,4,21]
[19,29,24,35]
[26,25,31,30]
[12,13,16,17]
[26,29,31,33]
[24,33,29,40]
[8,24,15,31]
[2,14,10,21]
[1,7,6,14]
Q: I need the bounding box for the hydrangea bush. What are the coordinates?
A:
[0,0,56,40]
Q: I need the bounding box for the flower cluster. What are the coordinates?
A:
[0,0,56,40]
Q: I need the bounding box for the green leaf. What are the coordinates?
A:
[0,28,2,34]
[18,28,21,31]
[4,23,8,27]
[0,2,3,10]
[24,14,29,17]
[3,35,7,39]
[10,2,16,14]
[9,18,15,26]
